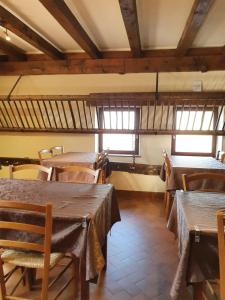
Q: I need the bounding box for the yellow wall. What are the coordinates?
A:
[1,71,224,191]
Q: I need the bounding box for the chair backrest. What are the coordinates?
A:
[50,146,64,157]
[9,164,52,181]
[182,172,225,192]
[217,210,225,300]
[56,166,100,184]
[162,150,171,180]
[0,201,52,300]
[38,149,53,160]
[221,153,225,163]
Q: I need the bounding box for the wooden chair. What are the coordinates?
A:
[162,150,173,220]
[0,201,78,300]
[38,149,52,160]
[50,146,64,157]
[221,153,225,163]
[217,210,225,300]
[182,172,225,192]
[55,166,101,184]
[9,164,52,181]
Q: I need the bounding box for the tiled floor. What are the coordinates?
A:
[4,193,190,299]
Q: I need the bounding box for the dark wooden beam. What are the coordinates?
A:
[39,0,101,59]
[0,46,222,62]
[0,5,64,60]
[0,37,26,60]
[0,127,224,135]
[1,52,225,74]
[119,0,142,57]
[177,0,215,55]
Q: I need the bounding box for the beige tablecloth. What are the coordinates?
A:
[160,156,225,191]
[0,178,120,279]
[168,190,225,299]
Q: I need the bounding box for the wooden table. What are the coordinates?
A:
[166,156,225,191]
[41,151,110,183]
[168,190,225,300]
[0,178,120,299]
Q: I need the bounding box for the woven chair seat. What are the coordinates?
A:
[1,250,63,269]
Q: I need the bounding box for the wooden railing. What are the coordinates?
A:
[0,93,224,135]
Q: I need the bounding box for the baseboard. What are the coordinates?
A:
[116,189,164,200]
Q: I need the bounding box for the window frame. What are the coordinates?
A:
[171,107,218,157]
[98,107,140,155]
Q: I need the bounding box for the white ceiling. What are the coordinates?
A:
[0,0,224,54]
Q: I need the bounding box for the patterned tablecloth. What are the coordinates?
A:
[41,152,111,183]
[0,178,120,279]
[160,156,225,191]
[168,190,225,299]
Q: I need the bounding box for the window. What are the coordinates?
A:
[171,108,217,156]
[98,108,139,155]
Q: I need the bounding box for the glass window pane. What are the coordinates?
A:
[102,134,136,151]
[104,110,135,130]
[175,135,213,153]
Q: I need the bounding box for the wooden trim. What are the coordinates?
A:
[116,190,164,201]
[110,162,161,175]
[39,0,101,59]
[177,0,215,55]
[3,53,225,74]
[118,0,142,57]
[0,5,64,60]
[0,127,224,135]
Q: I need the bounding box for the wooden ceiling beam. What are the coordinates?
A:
[1,52,225,74]
[39,0,101,59]
[119,0,142,57]
[0,5,64,60]
[177,0,215,55]
[0,37,26,60]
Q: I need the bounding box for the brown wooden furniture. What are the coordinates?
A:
[41,151,109,183]
[162,150,173,220]
[38,149,53,160]
[165,155,225,191]
[216,210,225,300]
[0,201,78,300]
[9,164,52,181]
[221,153,225,163]
[168,191,225,300]
[182,172,225,192]
[0,178,120,300]
[50,146,64,156]
[55,166,101,184]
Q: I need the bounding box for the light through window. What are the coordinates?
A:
[172,109,216,156]
[99,108,139,155]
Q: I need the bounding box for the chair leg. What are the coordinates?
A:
[102,236,107,271]
[165,192,171,220]
[0,259,6,299]
[41,266,50,300]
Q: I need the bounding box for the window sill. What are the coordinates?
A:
[108,154,141,158]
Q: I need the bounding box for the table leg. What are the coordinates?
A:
[193,282,204,300]
[102,236,108,271]
[80,255,89,300]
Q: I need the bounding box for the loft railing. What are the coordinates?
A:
[0,93,224,135]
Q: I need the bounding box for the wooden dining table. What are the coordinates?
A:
[41,151,111,183]
[0,178,120,299]
[161,155,225,191]
[168,190,225,300]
